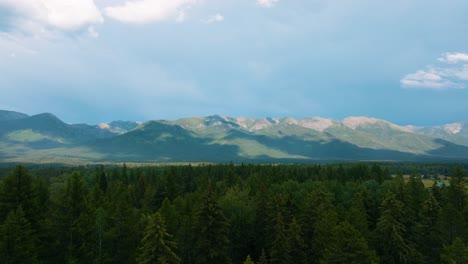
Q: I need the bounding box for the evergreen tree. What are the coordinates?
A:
[136,212,180,264]
[96,165,108,193]
[376,192,417,263]
[254,183,270,257]
[418,192,442,262]
[445,166,465,211]
[46,171,91,263]
[270,212,291,264]
[244,255,255,264]
[0,165,36,224]
[106,182,138,264]
[0,207,38,264]
[193,185,231,264]
[437,203,465,245]
[287,217,306,264]
[300,190,334,262]
[326,221,377,264]
[347,191,371,240]
[312,208,339,263]
[257,249,268,264]
[440,237,468,264]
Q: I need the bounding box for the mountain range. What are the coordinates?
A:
[1,110,468,163]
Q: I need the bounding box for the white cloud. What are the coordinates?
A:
[401,52,468,90]
[87,26,99,38]
[104,0,196,24]
[438,52,468,64]
[0,0,103,31]
[257,0,279,8]
[203,14,224,24]
[400,69,460,90]
[454,65,468,80]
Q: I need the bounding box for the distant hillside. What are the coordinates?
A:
[1,110,468,163]
[0,110,29,121]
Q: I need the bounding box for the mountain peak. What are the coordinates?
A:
[444,122,463,134]
[342,116,382,129]
[0,110,29,121]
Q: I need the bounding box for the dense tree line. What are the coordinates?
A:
[0,163,467,263]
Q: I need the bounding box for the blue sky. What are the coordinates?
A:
[0,0,467,126]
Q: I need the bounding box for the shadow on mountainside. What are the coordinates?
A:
[89,122,242,162]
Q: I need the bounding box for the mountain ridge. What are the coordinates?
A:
[1,110,467,163]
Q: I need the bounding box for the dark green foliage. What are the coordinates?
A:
[270,212,291,264]
[418,192,442,262]
[437,203,465,245]
[219,185,256,263]
[0,207,38,264]
[287,217,306,264]
[376,192,418,263]
[312,207,339,263]
[326,221,377,264]
[0,163,466,264]
[106,182,138,264]
[244,255,255,264]
[440,237,468,264]
[193,184,231,264]
[136,212,180,264]
[258,249,268,264]
[0,165,36,224]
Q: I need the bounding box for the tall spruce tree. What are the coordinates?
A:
[418,192,442,262]
[326,221,377,264]
[270,212,291,264]
[376,192,417,264]
[0,207,38,264]
[0,165,36,225]
[136,212,180,264]
[106,182,138,264]
[287,217,306,264]
[440,237,468,264]
[193,184,231,264]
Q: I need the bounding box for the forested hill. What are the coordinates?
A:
[1,110,468,163]
[0,163,467,263]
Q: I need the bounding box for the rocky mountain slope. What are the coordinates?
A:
[0,110,467,163]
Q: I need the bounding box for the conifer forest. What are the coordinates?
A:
[0,163,467,264]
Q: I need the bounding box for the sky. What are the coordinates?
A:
[0,0,467,126]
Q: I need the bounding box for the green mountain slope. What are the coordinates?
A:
[0,110,29,121]
[1,110,468,163]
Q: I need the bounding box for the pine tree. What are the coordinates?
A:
[326,221,377,264]
[376,192,417,263]
[0,207,38,264]
[136,212,180,264]
[445,166,466,211]
[312,208,339,263]
[257,249,268,264]
[440,237,468,264]
[96,165,108,193]
[287,217,306,264]
[418,192,442,262]
[437,203,465,245]
[106,182,138,264]
[46,171,91,263]
[347,192,370,239]
[270,212,291,264]
[244,255,255,264]
[0,165,36,224]
[300,190,334,262]
[193,185,231,264]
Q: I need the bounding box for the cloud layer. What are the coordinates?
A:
[401,52,468,90]
[104,0,196,24]
[0,0,103,30]
[257,0,279,8]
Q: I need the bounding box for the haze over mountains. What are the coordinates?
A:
[1,110,467,163]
